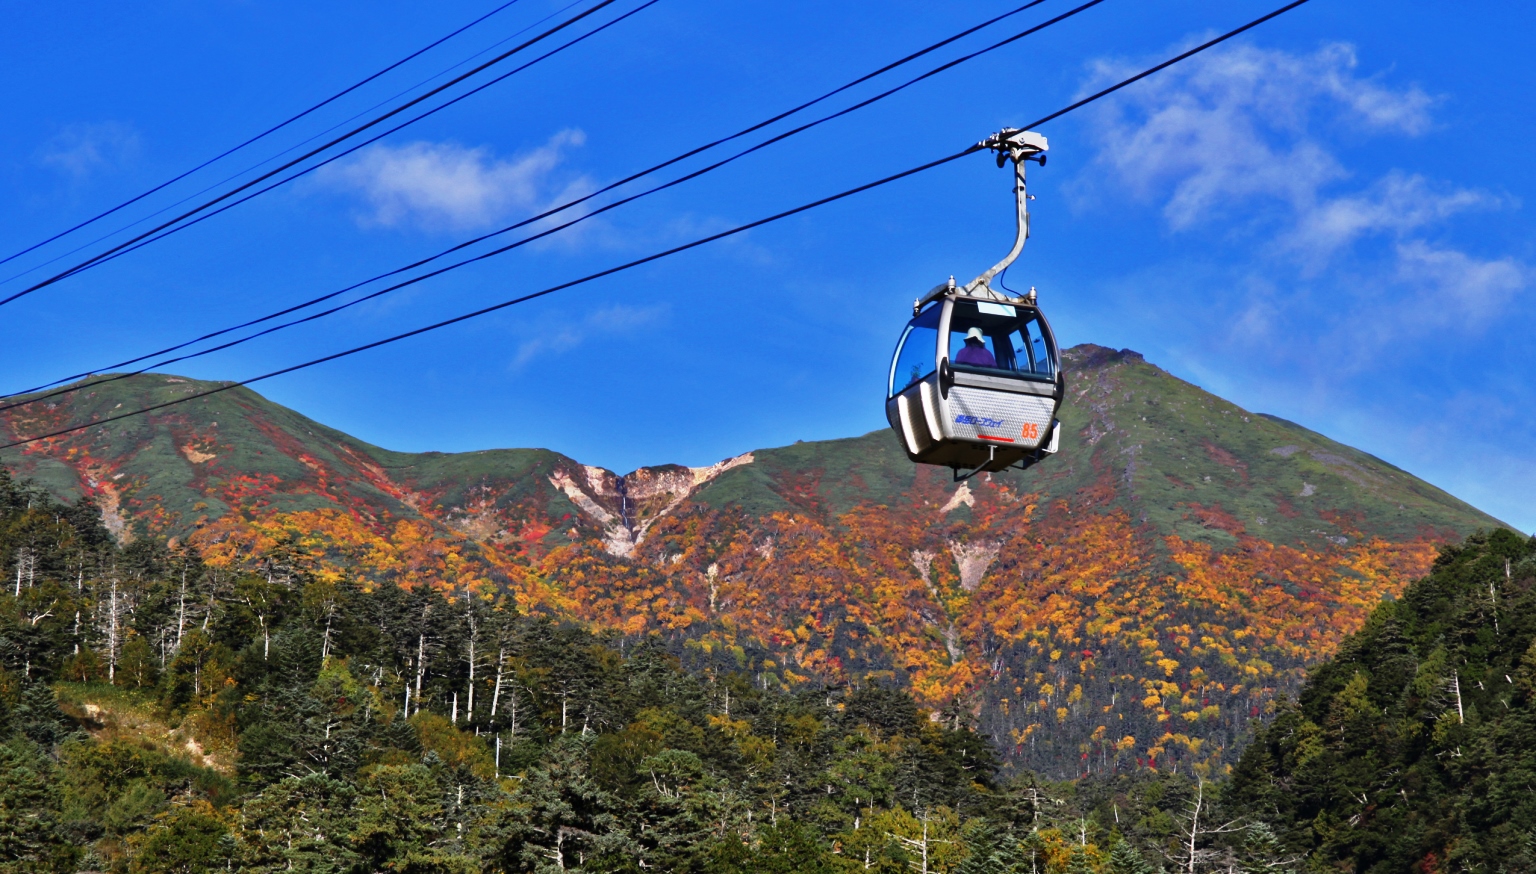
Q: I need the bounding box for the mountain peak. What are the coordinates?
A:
[1063,343,1147,368]
[0,363,1508,776]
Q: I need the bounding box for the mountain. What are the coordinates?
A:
[0,345,1506,776]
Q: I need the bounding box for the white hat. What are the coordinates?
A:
[965,327,986,343]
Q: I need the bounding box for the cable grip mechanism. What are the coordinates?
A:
[964,129,1048,299]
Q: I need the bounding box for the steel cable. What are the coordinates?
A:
[0,0,633,309]
[2,0,1083,402]
[0,0,594,293]
[15,0,664,300]
[0,0,1315,450]
[0,0,532,274]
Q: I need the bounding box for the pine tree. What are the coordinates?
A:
[0,737,76,873]
[956,818,1018,874]
[237,773,361,873]
[1109,837,1157,874]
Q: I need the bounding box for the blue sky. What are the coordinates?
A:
[0,0,1531,530]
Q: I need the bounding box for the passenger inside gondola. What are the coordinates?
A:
[954,327,996,366]
[947,299,1056,381]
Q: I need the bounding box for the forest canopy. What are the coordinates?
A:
[1227,527,1536,872]
[0,463,1527,873]
[0,467,1157,872]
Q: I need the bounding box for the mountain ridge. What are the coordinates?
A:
[1,343,1502,546]
[0,344,1508,776]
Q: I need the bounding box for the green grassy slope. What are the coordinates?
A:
[0,375,583,538]
[691,346,1505,545]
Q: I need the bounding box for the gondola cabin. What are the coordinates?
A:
[884,128,1063,479]
[886,280,1062,476]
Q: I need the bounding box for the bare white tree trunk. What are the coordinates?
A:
[1186,783,1201,874]
[175,564,188,653]
[25,601,55,627]
[1165,776,1244,874]
[106,577,121,684]
[1493,559,1508,634]
[490,646,506,718]
[73,567,83,656]
[888,811,941,874]
[202,568,219,632]
[465,645,475,722]
[463,594,478,723]
[1453,671,1464,723]
[415,634,427,716]
[507,684,524,739]
[551,828,566,870]
[14,547,36,597]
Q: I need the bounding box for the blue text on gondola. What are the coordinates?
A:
[954,415,1004,428]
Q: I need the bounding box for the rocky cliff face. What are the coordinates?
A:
[0,346,1505,775]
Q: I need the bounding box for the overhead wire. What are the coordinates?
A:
[3,0,1082,402]
[0,0,1107,407]
[290,0,595,153]
[20,0,660,298]
[0,0,531,274]
[10,0,656,300]
[0,0,635,310]
[0,0,1316,451]
[0,0,595,293]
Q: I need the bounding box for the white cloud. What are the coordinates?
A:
[1077,39,1526,357]
[1313,48,1436,136]
[1392,241,1527,328]
[37,122,140,179]
[319,131,592,231]
[1068,40,1531,526]
[1080,42,1434,229]
[1284,172,1504,269]
[511,303,665,369]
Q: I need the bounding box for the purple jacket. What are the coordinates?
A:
[954,340,995,367]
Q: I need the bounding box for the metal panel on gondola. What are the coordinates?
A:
[884,129,1064,480]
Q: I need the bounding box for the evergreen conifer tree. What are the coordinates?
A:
[1108,837,1157,874]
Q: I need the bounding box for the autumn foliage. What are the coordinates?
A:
[129,462,1440,779]
[0,362,1480,777]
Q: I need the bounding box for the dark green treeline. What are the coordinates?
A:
[1227,527,1536,871]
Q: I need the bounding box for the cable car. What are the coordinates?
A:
[885,129,1063,480]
